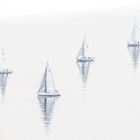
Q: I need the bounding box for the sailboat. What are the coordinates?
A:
[0,48,12,75]
[128,22,140,47]
[38,62,61,96]
[76,36,94,62]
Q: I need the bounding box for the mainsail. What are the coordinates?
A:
[77,38,85,59]
[38,63,56,94]
[0,48,6,71]
[128,23,140,45]
[0,47,12,74]
[77,36,89,59]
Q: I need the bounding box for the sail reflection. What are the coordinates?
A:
[128,46,140,68]
[77,61,91,83]
[38,95,59,127]
[0,74,8,95]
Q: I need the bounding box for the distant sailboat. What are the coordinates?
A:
[128,22,140,47]
[0,48,12,75]
[38,62,60,96]
[76,36,94,62]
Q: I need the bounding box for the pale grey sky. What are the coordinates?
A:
[1,0,140,18]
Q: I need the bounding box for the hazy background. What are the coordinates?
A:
[0,0,140,140]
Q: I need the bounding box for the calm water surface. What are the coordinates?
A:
[0,10,140,140]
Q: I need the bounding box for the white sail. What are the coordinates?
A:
[38,67,47,93]
[128,23,140,45]
[84,43,90,58]
[46,64,55,93]
[77,37,88,59]
[38,63,57,95]
[0,48,6,71]
[0,47,12,74]
[77,36,94,62]
[76,37,86,59]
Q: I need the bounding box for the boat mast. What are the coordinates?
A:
[45,62,56,93]
[44,63,48,93]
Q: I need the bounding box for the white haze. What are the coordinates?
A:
[0,0,140,18]
[0,1,140,140]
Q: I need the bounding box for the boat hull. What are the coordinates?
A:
[38,91,61,96]
[128,43,140,47]
[76,57,94,62]
[0,70,12,74]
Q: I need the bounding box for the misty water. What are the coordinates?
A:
[0,10,140,140]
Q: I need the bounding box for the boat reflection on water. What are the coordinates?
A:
[76,61,92,87]
[128,46,140,68]
[0,74,8,95]
[38,95,59,127]
[0,48,12,96]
